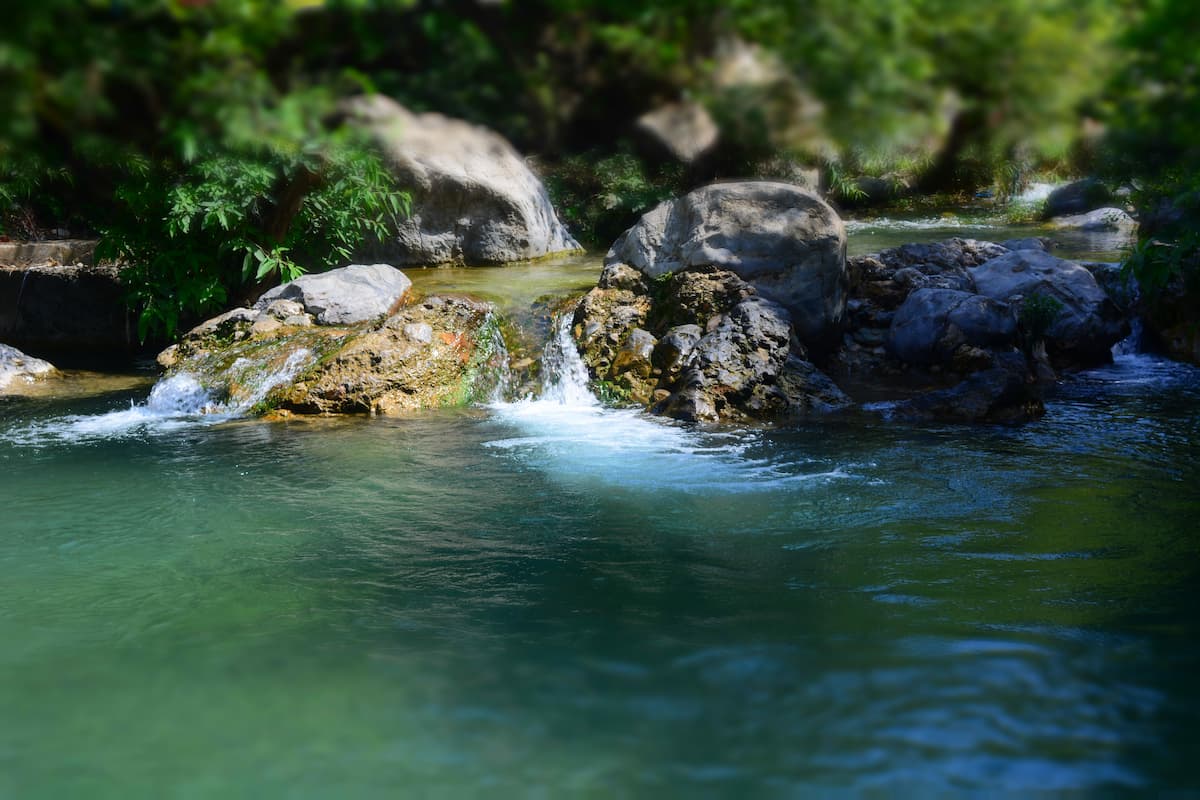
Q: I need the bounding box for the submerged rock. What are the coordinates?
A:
[0,343,56,393]
[158,267,505,416]
[347,95,581,266]
[890,352,1043,424]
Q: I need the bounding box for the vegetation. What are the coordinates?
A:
[0,0,1196,336]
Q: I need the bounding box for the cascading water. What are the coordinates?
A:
[7,347,316,445]
[483,312,852,493]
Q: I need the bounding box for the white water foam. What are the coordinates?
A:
[1013,182,1059,204]
[844,216,1002,232]
[484,315,851,493]
[5,348,314,446]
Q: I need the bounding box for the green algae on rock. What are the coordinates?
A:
[157,265,508,417]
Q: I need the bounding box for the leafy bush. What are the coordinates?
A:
[97,140,407,342]
[1019,291,1064,347]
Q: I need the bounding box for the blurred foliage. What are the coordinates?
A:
[1,0,1198,331]
[1102,0,1200,306]
[0,0,408,340]
[543,149,684,247]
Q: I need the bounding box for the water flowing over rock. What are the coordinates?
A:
[970,249,1127,366]
[605,181,847,348]
[347,95,581,266]
[157,267,507,416]
[0,343,56,393]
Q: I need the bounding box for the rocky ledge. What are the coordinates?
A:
[571,181,1132,425]
[157,264,506,415]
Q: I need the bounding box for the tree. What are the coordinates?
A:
[0,0,409,339]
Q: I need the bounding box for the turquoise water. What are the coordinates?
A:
[3,222,1198,796]
[2,347,1199,796]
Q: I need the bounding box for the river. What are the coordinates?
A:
[2,218,1197,796]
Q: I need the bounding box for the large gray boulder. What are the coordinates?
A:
[347,95,581,265]
[0,343,56,393]
[970,250,1126,365]
[605,181,847,347]
[888,288,1017,365]
[254,264,412,325]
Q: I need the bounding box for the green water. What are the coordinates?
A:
[3,224,1198,796]
[3,352,1199,796]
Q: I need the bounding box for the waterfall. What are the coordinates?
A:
[536,312,599,407]
[483,310,850,493]
[7,347,317,445]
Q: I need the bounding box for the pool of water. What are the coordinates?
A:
[3,337,1199,796]
[6,218,1193,796]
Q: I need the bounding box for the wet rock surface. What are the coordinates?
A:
[970,249,1127,366]
[159,266,504,416]
[0,342,57,393]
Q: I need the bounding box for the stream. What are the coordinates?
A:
[2,217,1198,796]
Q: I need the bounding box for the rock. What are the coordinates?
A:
[347,95,581,265]
[0,240,97,267]
[878,238,1009,274]
[278,296,502,414]
[1080,262,1137,313]
[574,263,849,422]
[657,296,848,422]
[606,181,847,348]
[888,288,1017,365]
[1047,207,1137,233]
[970,250,1126,366]
[1142,274,1200,366]
[652,324,703,377]
[0,343,56,392]
[1043,178,1112,219]
[0,261,134,353]
[890,352,1042,424]
[159,293,505,416]
[1000,237,1051,253]
[254,264,412,325]
[634,101,720,165]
